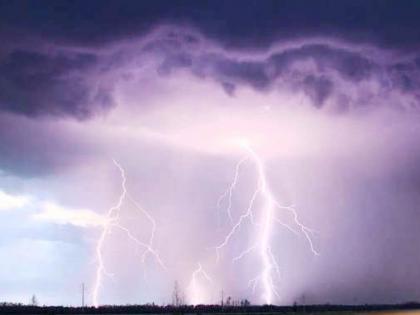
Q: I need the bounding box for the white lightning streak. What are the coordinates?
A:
[273,216,300,236]
[215,143,319,304]
[215,187,260,262]
[92,160,165,307]
[247,144,277,304]
[93,160,126,308]
[113,224,166,270]
[126,193,159,263]
[187,263,212,305]
[217,156,249,223]
[273,202,319,256]
[232,244,257,263]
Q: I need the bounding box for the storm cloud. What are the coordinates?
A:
[2,26,420,122]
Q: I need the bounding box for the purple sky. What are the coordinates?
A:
[1,0,420,307]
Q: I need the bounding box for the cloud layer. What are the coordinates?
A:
[1,26,420,123]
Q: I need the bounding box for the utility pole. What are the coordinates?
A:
[81,283,85,308]
[221,289,224,307]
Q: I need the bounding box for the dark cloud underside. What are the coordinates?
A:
[1,0,420,48]
[0,49,114,118]
[0,1,419,119]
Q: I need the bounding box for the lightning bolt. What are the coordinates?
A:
[217,156,249,223]
[92,159,166,308]
[187,262,213,305]
[216,142,319,304]
[126,193,160,264]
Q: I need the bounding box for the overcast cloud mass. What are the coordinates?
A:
[1,0,420,307]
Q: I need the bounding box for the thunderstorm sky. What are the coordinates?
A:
[1,0,420,307]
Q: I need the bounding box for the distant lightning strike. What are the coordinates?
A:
[92,160,126,308]
[92,160,165,308]
[187,263,212,305]
[216,142,319,304]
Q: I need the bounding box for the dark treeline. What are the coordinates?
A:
[0,302,420,315]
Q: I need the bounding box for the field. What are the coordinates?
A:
[1,305,420,315]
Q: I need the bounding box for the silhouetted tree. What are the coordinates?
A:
[30,295,38,306]
[241,299,251,306]
[171,281,184,306]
